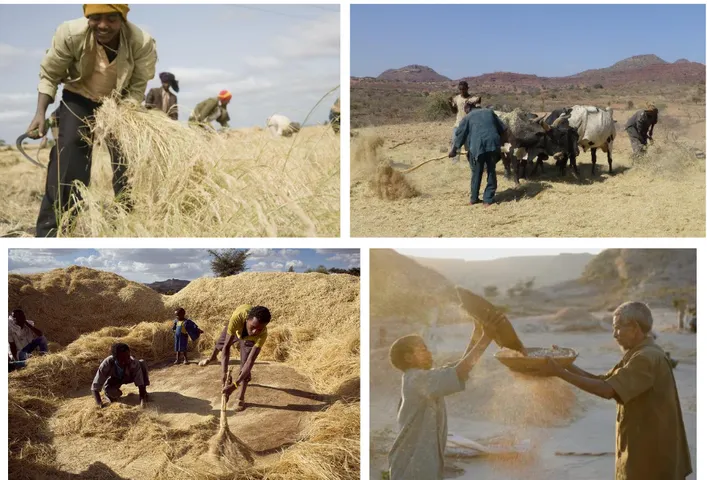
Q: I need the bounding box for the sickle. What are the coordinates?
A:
[15,131,46,169]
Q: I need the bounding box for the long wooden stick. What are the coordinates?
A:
[400,150,468,174]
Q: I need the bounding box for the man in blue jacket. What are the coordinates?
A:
[449,103,506,206]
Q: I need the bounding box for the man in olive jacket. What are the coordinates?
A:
[189,90,232,130]
[26,4,157,237]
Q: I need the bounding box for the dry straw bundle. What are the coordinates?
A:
[59,97,339,237]
[8,265,170,345]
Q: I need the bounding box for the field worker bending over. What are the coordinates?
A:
[172,307,203,365]
[8,309,48,371]
[449,102,506,206]
[531,301,692,480]
[387,315,502,480]
[92,343,150,409]
[190,90,232,130]
[145,72,179,120]
[220,305,272,412]
[26,4,157,237]
[625,103,659,156]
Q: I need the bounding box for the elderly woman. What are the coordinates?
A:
[533,301,692,480]
[26,4,157,237]
[145,72,179,120]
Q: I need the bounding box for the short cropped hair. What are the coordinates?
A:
[614,301,653,334]
[111,342,130,357]
[249,306,272,324]
[389,334,424,371]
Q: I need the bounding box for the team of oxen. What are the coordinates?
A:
[494,105,617,185]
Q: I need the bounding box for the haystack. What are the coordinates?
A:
[60,97,339,237]
[167,272,360,395]
[8,266,170,345]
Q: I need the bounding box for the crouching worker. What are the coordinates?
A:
[388,316,501,480]
[220,305,272,412]
[8,309,49,371]
[92,343,150,409]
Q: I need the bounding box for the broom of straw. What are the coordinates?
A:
[400,149,469,174]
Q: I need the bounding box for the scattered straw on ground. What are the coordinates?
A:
[351,134,419,201]
[1,97,339,237]
[351,111,705,237]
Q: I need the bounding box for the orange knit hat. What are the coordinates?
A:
[218,90,232,102]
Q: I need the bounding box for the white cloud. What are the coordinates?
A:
[0,43,44,68]
[244,56,282,70]
[168,67,236,84]
[273,13,339,60]
[0,110,30,122]
[270,262,284,269]
[0,93,35,103]
[285,260,304,269]
[249,249,274,259]
[327,253,361,267]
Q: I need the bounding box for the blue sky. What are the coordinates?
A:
[8,248,360,282]
[352,4,705,78]
[395,248,603,261]
[0,4,339,142]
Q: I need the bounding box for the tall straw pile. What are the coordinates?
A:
[8,266,170,345]
[10,268,359,480]
[351,134,418,201]
[58,97,339,237]
[166,272,360,396]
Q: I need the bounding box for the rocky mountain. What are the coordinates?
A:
[145,278,191,295]
[354,55,705,91]
[377,64,451,83]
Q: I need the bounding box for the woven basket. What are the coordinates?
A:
[495,347,578,373]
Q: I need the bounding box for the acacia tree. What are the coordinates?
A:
[208,249,250,277]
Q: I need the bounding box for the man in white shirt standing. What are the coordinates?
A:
[447,81,480,162]
[8,309,48,368]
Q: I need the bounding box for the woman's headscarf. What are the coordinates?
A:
[159,72,179,93]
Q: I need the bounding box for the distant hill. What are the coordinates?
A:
[370,249,460,323]
[377,64,451,83]
[581,249,696,303]
[145,278,191,295]
[413,253,595,293]
[352,54,705,126]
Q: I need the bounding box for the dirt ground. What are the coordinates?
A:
[351,103,705,237]
[370,308,697,479]
[50,358,331,479]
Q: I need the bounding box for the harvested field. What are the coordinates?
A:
[9,268,360,480]
[0,98,340,238]
[351,103,705,237]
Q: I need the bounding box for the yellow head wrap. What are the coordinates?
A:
[645,102,657,113]
[83,4,130,20]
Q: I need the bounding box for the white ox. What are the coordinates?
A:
[266,114,301,137]
[567,105,616,175]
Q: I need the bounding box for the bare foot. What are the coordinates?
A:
[235,400,246,412]
[222,383,237,396]
[173,360,179,365]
